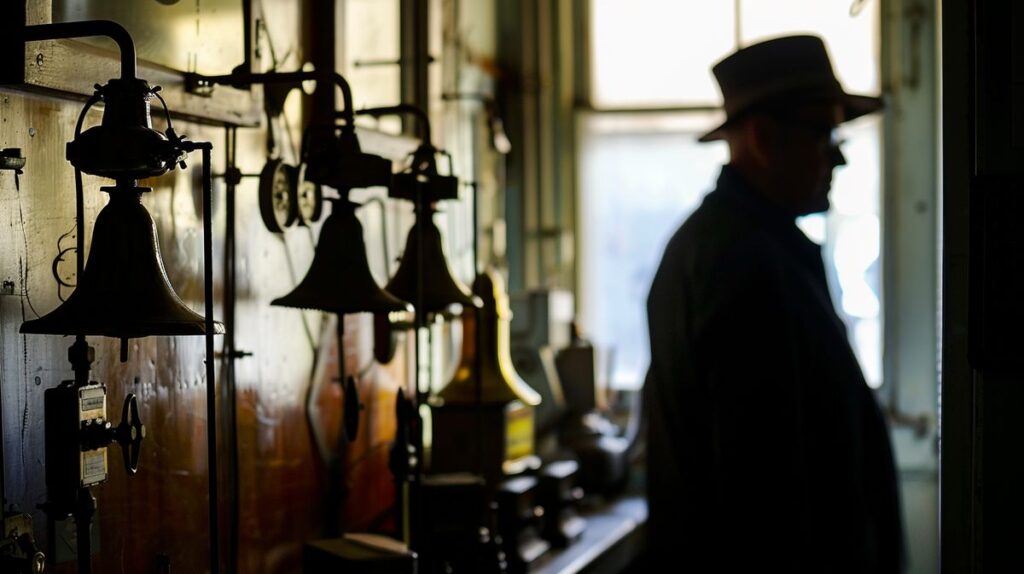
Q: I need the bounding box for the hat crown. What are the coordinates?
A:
[712,35,842,117]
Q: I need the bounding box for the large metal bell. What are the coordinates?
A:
[21,185,222,338]
[386,210,481,316]
[440,268,541,406]
[272,199,412,315]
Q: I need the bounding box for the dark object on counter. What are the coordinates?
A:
[554,334,631,497]
[495,476,549,574]
[419,473,507,573]
[304,534,417,573]
[536,460,586,548]
[509,289,574,445]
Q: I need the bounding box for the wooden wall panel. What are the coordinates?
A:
[0,2,420,572]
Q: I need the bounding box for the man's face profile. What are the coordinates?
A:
[767,101,846,215]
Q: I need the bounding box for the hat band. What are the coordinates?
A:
[722,74,843,118]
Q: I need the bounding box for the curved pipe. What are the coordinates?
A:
[23,21,137,80]
[355,104,432,147]
[192,71,355,123]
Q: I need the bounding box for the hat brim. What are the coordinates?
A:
[697,92,884,143]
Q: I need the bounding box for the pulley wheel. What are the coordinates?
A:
[259,158,299,233]
[294,162,324,225]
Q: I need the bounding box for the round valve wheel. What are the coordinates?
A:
[259,158,299,233]
[294,162,324,226]
[116,393,147,475]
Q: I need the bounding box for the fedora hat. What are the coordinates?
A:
[698,35,883,142]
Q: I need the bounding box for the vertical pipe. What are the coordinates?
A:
[237,0,253,74]
[223,126,239,574]
[309,0,337,123]
[410,192,426,552]
[75,488,95,574]
[325,317,346,537]
[201,145,221,574]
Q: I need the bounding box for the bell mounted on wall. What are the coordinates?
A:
[273,102,411,316]
[21,73,222,349]
[385,142,481,317]
[21,182,212,339]
[354,105,482,320]
[271,198,412,316]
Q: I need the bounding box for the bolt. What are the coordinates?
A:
[34,376,41,386]
[35,54,43,67]
[27,128,36,138]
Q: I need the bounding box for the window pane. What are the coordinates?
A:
[590,0,736,108]
[578,112,728,389]
[820,115,884,387]
[739,0,880,94]
[343,0,401,130]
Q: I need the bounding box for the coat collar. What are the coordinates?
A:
[709,164,828,280]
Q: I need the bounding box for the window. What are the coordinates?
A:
[579,0,882,389]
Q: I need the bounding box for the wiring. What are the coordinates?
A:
[52,224,77,302]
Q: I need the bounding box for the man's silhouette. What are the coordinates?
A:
[644,35,904,572]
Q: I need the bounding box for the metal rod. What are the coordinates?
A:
[470,181,484,479]
[191,71,356,123]
[325,317,346,537]
[355,104,433,147]
[199,143,221,574]
[75,487,95,574]
[410,176,426,552]
[22,21,137,80]
[237,0,253,75]
[223,126,240,574]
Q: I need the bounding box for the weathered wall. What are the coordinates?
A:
[0,1,432,572]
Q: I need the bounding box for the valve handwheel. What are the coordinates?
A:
[116,393,147,475]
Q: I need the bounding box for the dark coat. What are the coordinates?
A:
[644,165,904,572]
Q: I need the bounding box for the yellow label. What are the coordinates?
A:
[505,402,535,462]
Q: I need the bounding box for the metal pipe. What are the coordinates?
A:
[22,21,137,80]
[192,71,355,123]
[223,126,240,574]
[324,318,347,537]
[237,0,253,75]
[198,142,221,574]
[410,171,425,552]
[75,488,96,574]
[355,104,433,147]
